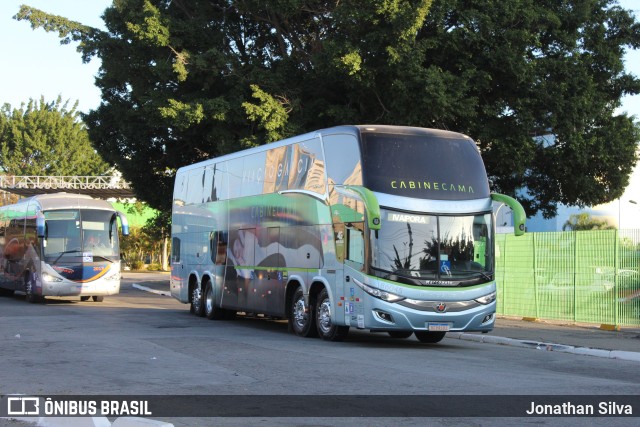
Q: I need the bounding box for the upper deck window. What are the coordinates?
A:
[360,131,490,200]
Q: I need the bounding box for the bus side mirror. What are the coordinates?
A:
[491,193,526,236]
[118,212,130,236]
[36,211,46,238]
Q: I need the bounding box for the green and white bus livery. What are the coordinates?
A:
[170,125,525,342]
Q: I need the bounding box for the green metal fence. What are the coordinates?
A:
[495,229,640,327]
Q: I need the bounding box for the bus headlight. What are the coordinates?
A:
[353,278,405,303]
[42,273,63,283]
[474,291,496,305]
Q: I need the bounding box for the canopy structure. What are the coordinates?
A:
[0,175,136,199]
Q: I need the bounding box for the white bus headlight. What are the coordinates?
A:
[42,273,63,283]
[354,278,405,303]
[474,291,496,305]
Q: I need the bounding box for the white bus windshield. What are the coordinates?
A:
[43,209,120,262]
[371,209,493,286]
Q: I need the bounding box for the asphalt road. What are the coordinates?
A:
[0,272,638,426]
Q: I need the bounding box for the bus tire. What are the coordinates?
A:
[0,288,15,297]
[92,296,104,302]
[24,274,40,304]
[414,331,446,343]
[315,288,349,341]
[204,282,225,320]
[80,296,90,302]
[190,284,204,317]
[289,287,317,337]
[388,331,413,339]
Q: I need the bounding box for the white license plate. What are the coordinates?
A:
[427,322,450,332]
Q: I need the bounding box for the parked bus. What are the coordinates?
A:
[0,193,130,303]
[171,125,525,342]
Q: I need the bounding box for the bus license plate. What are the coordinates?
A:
[427,322,450,332]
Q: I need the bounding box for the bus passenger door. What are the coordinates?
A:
[170,236,186,301]
[341,222,366,327]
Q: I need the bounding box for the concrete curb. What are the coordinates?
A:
[131,284,171,297]
[448,332,640,362]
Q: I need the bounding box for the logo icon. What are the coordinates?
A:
[435,302,447,313]
[7,397,40,415]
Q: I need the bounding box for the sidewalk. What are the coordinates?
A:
[451,316,640,361]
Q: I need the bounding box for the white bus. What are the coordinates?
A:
[0,193,129,303]
[171,125,525,342]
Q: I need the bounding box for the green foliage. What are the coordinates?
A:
[562,213,616,231]
[14,1,640,219]
[0,97,110,175]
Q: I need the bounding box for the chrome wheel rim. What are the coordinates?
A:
[293,296,307,330]
[205,288,213,314]
[317,298,332,334]
[192,287,201,310]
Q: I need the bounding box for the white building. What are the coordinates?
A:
[519,151,640,231]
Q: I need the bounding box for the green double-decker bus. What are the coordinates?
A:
[170,125,525,343]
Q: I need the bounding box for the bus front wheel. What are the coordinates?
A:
[80,296,90,302]
[24,274,40,304]
[414,331,446,343]
[289,287,317,338]
[388,331,413,339]
[315,288,349,341]
[92,296,104,302]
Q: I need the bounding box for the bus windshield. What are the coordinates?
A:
[43,209,120,262]
[370,209,493,286]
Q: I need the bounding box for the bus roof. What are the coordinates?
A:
[175,125,473,174]
[9,193,116,211]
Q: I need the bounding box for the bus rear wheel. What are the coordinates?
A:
[190,285,204,316]
[80,296,90,302]
[289,287,317,337]
[316,288,349,341]
[204,282,225,320]
[414,331,446,343]
[92,296,104,302]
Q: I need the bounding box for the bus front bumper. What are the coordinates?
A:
[360,297,497,333]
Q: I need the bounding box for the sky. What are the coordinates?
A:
[1,0,639,227]
[0,0,639,116]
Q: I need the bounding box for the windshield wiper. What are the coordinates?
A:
[450,270,494,281]
[53,249,82,264]
[370,266,438,282]
[89,255,115,262]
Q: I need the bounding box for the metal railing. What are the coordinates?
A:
[0,175,135,198]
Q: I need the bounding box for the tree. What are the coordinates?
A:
[0,97,110,176]
[15,1,640,218]
[562,213,615,230]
